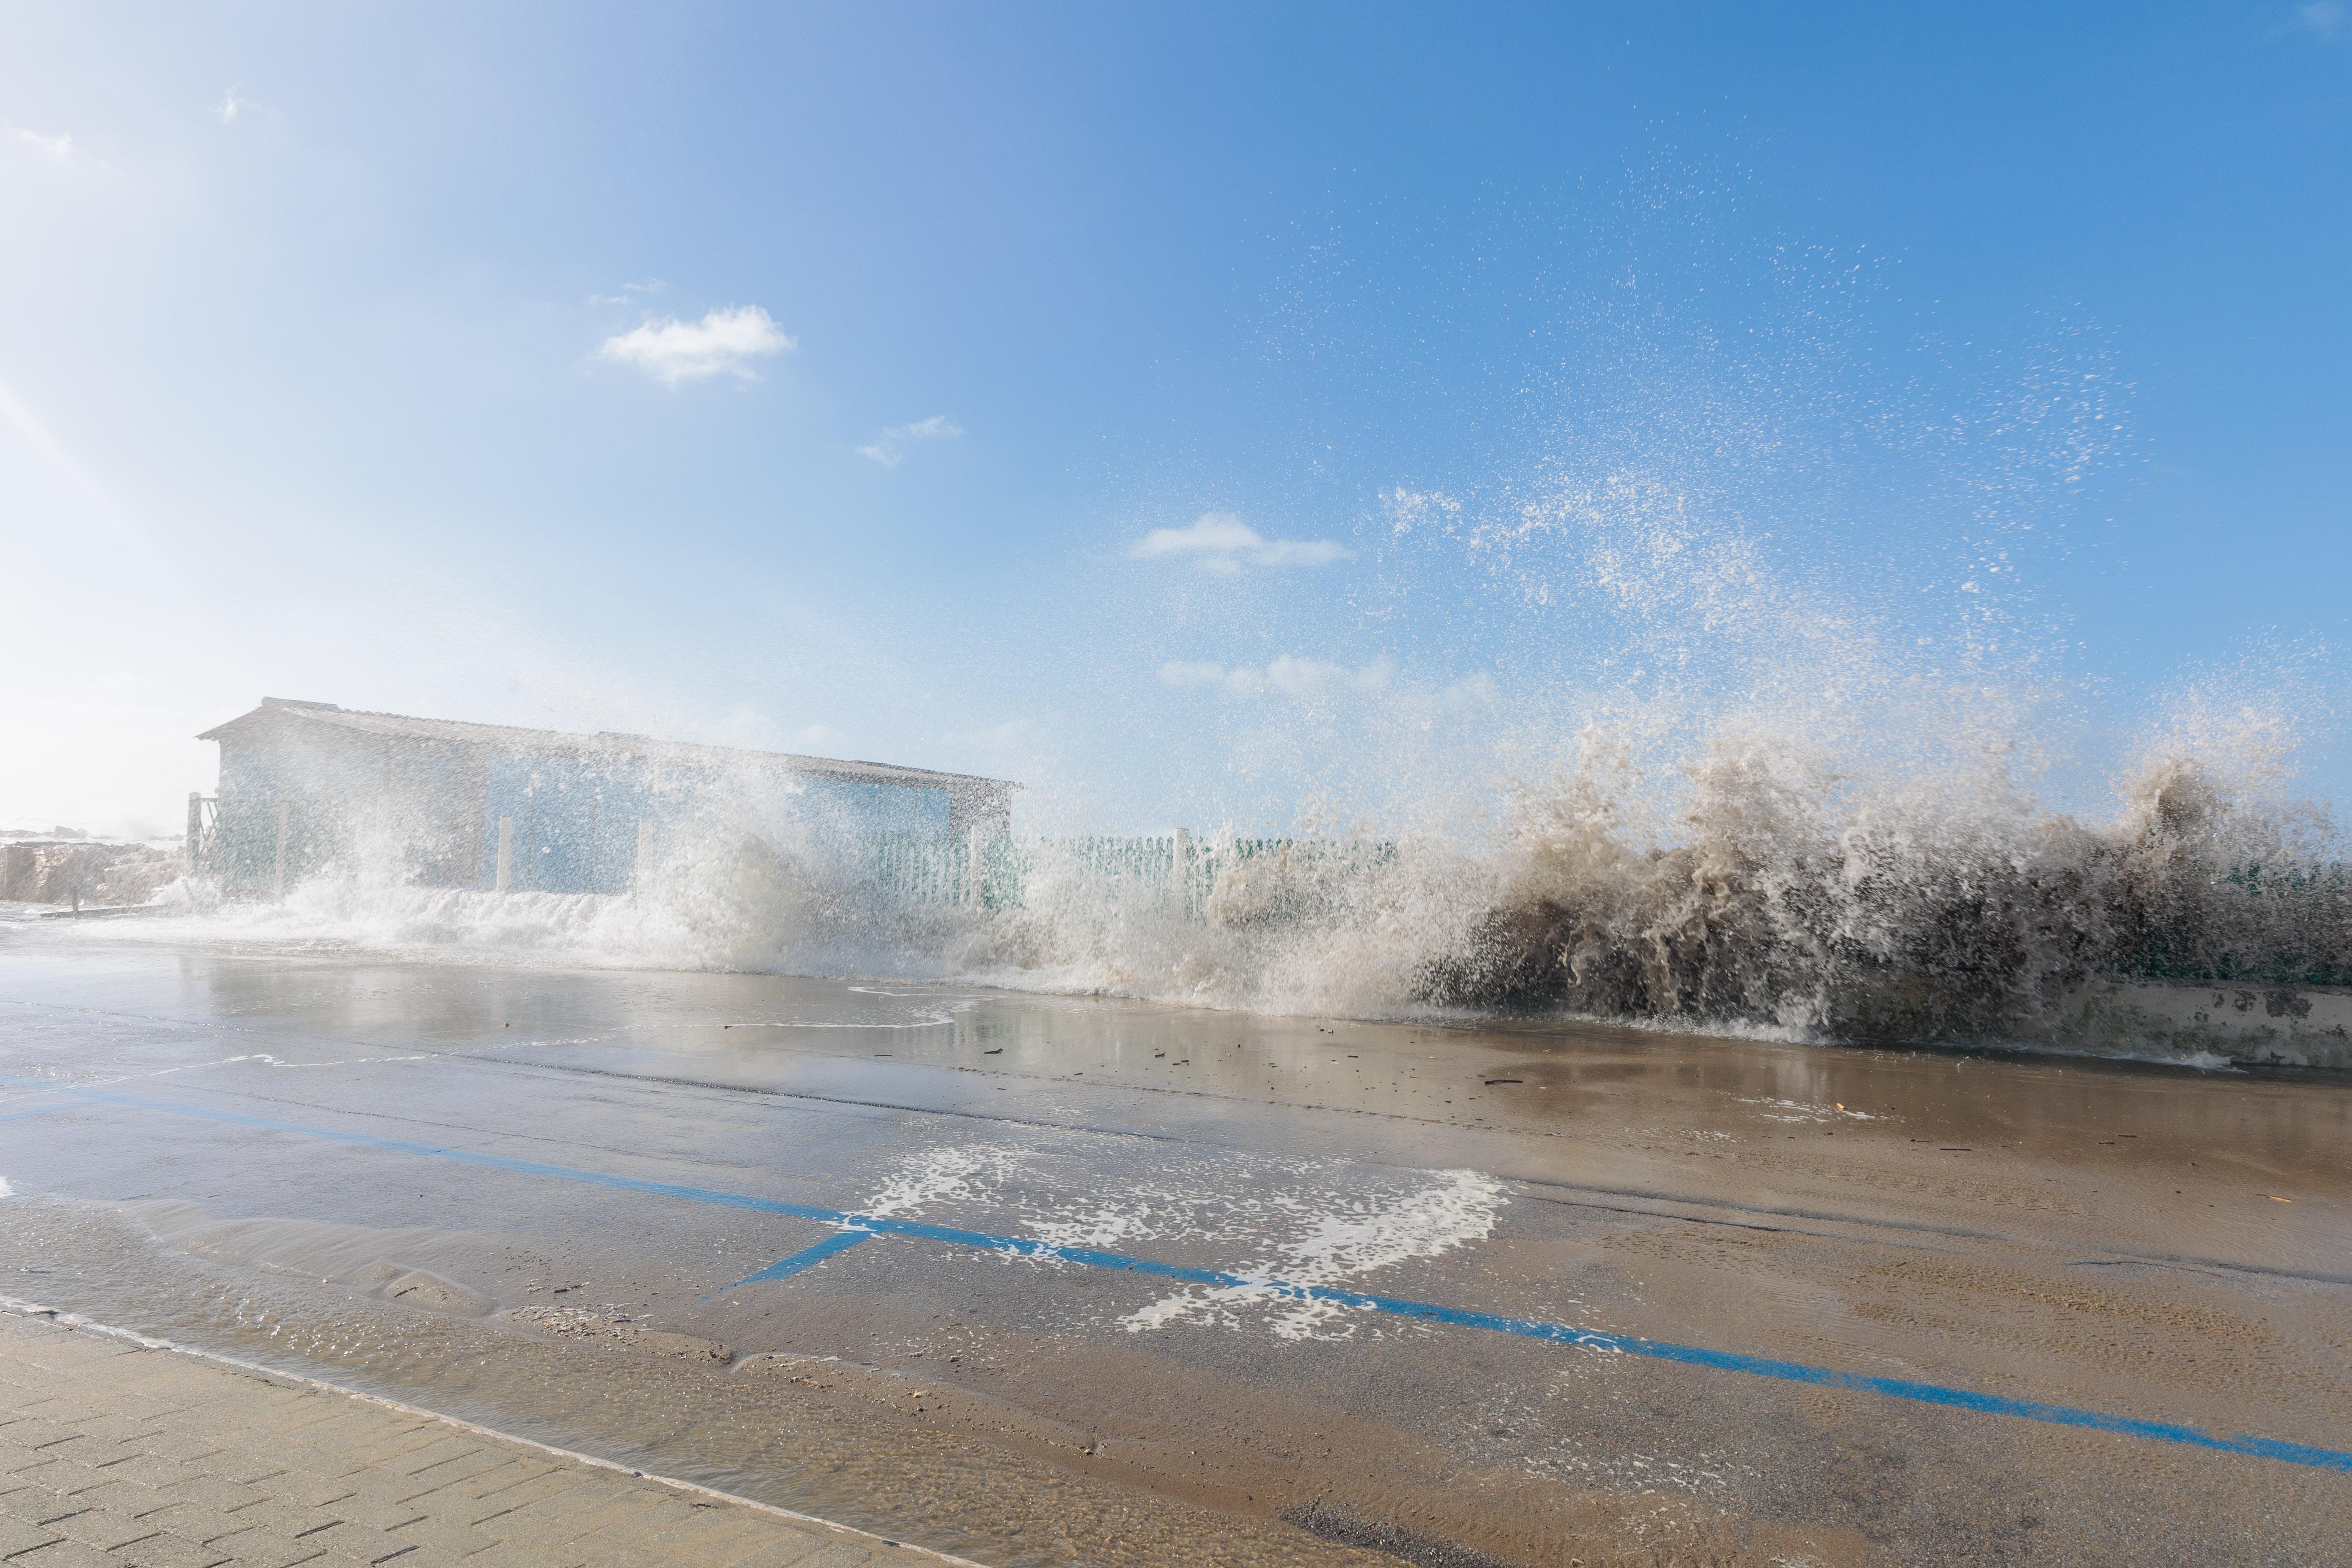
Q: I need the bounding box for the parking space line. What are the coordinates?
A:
[720,1228,874,1291]
[9,1078,2349,1475]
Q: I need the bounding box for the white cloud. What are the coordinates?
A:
[588,279,668,306]
[12,128,75,160]
[213,86,259,124]
[1128,512,1354,574]
[597,306,794,385]
[858,414,964,466]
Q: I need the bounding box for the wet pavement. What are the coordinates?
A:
[0,930,2346,1565]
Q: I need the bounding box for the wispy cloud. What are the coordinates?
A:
[212,86,263,124]
[597,305,794,385]
[2278,1,2342,36]
[858,414,963,466]
[11,127,77,162]
[1129,512,1354,574]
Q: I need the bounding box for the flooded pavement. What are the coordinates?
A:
[0,931,2346,1566]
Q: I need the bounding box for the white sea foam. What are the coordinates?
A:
[850,1141,1507,1341]
[1116,1167,1508,1341]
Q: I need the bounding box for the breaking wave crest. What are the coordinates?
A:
[124,716,2349,1061]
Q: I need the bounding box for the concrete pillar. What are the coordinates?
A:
[272,800,291,899]
[496,817,514,893]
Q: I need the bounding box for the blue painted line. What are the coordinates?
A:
[724,1228,873,1289]
[10,1077,2349,1475]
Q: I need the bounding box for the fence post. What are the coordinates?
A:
[496,818,514,893]
[966,828,985,909]
[272,800,291,899]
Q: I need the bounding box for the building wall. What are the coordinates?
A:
[476,752,652,894]
[212,726,984,896]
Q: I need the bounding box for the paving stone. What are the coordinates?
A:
[47,1505,162,1552]
[336,1429,442,1466]
[0,1315,950,1568]
[456,1541,583,1568]
[111,1532,234,1568]
[198,1457,295,1489]
[4,1536,117,1568]
[385,1515,502,1559]
[18,1461,111,1499]
[160,1481,269,1517]
[125,1437,224,1467]
[87,1456,196,1492]
[220,1502,337,1540]
[628,1508,775,1560]
[793,1546,877,1568]
[380,1442,486,1483]
[66,1415,156,1445]
[349,1547,470,1568]
[138,1503,256,1546]
[0,1515,62,1557]
[267,1483,356,1514]
[65,1479,174,1519]
[326,1473,437,1512]
[203,1527,328,1568]
[694,1537,837,1568]
[452,1471,579,1516]
[584,1497,707,1546]
[0,1424,77,1453]
[13,1488,89,1527]
[312,1498,424,1535]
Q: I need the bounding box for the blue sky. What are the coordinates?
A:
[3,2,2347,836]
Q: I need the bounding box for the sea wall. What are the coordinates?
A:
[2040,978,2352,1070]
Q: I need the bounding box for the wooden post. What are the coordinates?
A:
[496,817,514,892]
[272,800,291,899]
[186,793,202,875]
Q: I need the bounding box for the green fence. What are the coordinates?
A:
[854,832,1378,914]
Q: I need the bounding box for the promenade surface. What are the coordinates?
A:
[0,1308,965,1568]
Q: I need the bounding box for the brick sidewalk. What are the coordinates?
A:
[0,1308,971,1568]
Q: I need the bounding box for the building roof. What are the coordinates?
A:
[197,699,1017,794]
